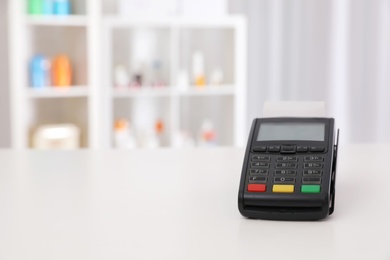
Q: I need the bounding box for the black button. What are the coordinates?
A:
[275,170,297,175]
[250,169,268,175]
[268,146,280,152]
[277,156,298,162]
[310,146,325,152]
[304,163,323,168]
[252,155,270,161]
[275,163,297,168]
[282,146,295,151]
[304,156,324,162]
[302,177,322,184]
[297,146,309,152]
[253,146,267,152]
[274,177,295,183]
[249,176,267,183]
[251,162,270,168]
[303,170,322,176]
[280,146,296,154]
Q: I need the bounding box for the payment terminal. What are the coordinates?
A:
[238,117,339,220]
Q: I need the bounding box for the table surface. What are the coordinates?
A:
[0,145,389,260]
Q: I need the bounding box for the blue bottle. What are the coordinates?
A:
[42,0,54,15]
[54,0,71,15]
[30,55,51,88]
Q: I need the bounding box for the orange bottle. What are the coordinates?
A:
[155,119,164,135]
[52,55,72,87]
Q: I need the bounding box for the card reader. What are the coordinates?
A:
[238,117,339,220]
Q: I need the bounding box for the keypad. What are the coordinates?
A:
[277,156,298,162]
[304,156,323,161]
[274,177,295,183]
[302,177,321,184]
[310,146,325,152]
[303,170,322,176]
[280,145,296,154]
[276,163,297,168]
[275,170,296,175]
[252,146,267,152]
[249,169,268,175]
[251,162,270,168]
[273,184,294,193]
[247,148,326,194]
[248,184,266,192]
[249,176,267,183]
[252,155,270,161]
[296,146,309,152]
[252,145,326,154]
[304,163,323,168]
[268,146,281,152]
[301,185,321,193]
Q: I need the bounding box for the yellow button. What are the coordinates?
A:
[272,185,294,193]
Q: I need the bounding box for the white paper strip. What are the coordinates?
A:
[263,101,326,118]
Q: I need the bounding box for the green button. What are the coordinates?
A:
[301,185,321,193]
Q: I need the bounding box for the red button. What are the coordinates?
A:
[248,184,266,192]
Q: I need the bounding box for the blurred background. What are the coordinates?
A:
[1,0,390,149]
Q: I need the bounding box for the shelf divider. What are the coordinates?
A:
[27,86,89,98]
[25,15,88,27]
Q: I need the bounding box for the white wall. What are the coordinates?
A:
[230,0,390,143]
[230,0,332,128]
[0,0,10,148]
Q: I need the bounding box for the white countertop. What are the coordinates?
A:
[0,145,389,260]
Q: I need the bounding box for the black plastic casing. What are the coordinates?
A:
[238,117,339,221]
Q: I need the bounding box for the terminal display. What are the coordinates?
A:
[257,122,325,141]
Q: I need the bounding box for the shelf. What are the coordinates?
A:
[10,0,247,149]
[112,87,173,98]
[27,86,89,98]
[104,15,246,28]
[179,85,235,96]
[111,86,236,97]
[25,15,88,27]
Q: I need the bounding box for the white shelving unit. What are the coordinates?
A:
[179,85,236,96]
[25,15,88,26]
[103,16,247,148]
[9,0,101,149]
[27,86,89,98]
[9,0,247,149]
[112,88,174,98]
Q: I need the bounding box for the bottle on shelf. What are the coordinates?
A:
[144,119,165,148]
[198,119,217,147]
[155,119,164,136]
[192,50,206,88]
[151,60,165,88]
[33,124,80,149]
[130,62,144,88]
[28,0,44,15]
[114,119,137,149]
[30,55,51,88]
[114,64,130,88]
[42,0,54,15]
[53,0,71,15]
[52,55,72,87]
[210,68,224,86]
